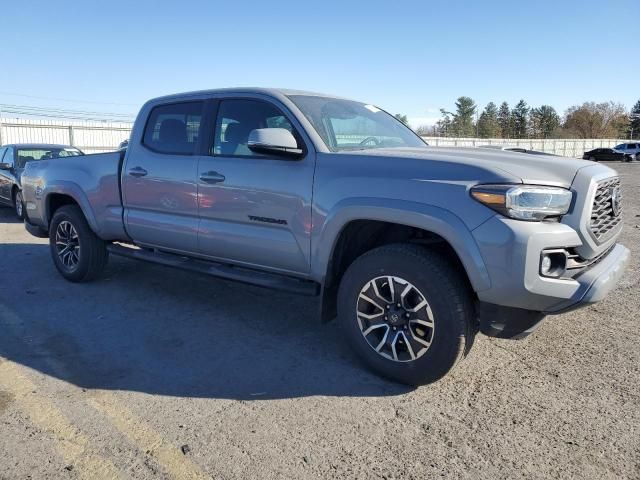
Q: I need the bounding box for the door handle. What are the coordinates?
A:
[199,171,226,184]
[128,166,148,177]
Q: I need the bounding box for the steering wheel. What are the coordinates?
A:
[359,136,381,147]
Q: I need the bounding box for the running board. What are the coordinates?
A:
[106,243,320,296]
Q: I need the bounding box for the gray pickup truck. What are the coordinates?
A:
[21,88,630,385]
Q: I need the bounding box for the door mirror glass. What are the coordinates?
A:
[0,162,11,170]
[247,128,303,158]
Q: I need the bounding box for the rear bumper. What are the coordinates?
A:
[24,217,48,238]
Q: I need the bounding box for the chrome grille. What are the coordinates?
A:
[590,177,622,243]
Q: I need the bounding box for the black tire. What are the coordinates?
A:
[49,205,108,282]
[13,189,25,220]
[588,156,597,162]
[338,243,475,385]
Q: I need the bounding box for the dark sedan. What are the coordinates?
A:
[0,144,83,219]
[583,148,633,162]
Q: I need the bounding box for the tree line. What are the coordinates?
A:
[397,98,640,140]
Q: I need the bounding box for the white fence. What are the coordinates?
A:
[0,117,628,158]
[0,117,133,154]
[421,137,626,158]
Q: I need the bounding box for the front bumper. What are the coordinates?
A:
[545,243,630,313]
[472,215,630,315]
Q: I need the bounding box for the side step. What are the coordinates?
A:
[106,243,320,296]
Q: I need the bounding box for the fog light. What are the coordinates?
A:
[540,250,568,278]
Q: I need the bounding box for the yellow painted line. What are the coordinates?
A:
[0,303,207,480]
[0,360,123,480]
[87,392,208,480]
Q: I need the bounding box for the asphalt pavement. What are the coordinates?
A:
[0,163,639,479]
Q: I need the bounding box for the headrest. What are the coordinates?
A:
[159,119,187,143]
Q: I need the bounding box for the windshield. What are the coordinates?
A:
[288,95,427,152]
[16,147,83,168]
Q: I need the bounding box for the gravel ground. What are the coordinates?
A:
[0,163,638,480]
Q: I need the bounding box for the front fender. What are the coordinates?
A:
[311,197,491,293]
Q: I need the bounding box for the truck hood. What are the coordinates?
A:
[350,146,596,188]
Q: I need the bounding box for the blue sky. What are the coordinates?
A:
[2,0,638,127]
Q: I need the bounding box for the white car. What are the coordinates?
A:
[613,142,640,157]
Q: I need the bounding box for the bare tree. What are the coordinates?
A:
[562,102,628,138]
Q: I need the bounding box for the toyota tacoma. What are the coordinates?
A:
[20,88,630,385]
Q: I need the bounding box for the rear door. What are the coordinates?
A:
[121,101,205,253]
[195,96,315,275]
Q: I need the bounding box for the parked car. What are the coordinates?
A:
[0,143,83,219]
[20,88,630,385]
[613,142,640,156]
[583,148,632,162]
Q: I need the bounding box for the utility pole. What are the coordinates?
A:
[630,114,640,140]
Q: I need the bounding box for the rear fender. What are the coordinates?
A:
[44,182,98,233]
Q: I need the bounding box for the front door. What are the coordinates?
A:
[122,101,204,253]
[196,98,315,275]
[0,147,15,204]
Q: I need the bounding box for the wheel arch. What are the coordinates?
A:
[44,185,99,234]
[314,198,491,322]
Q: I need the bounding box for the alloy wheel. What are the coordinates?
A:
[55,220,81,270]
[356,276,435,362]
[15,192,23,217]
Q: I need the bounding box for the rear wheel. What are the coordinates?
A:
[13,189,24,220]
[338,244,475,385]
[49,205,108,282]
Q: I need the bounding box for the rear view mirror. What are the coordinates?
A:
[247,128,303,158]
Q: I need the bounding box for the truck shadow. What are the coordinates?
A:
[0,241,411,400]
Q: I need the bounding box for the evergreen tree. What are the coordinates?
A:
[629,100,640,139]
[436,109,453,136]
[477,102,500,138]
[497,102,512,138]
[394,113,409,126]
[530,105,560,138]
[511,100,529,138]
[451,96,476,137]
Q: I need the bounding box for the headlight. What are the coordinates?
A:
[470,185,573,221]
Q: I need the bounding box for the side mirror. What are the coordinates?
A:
[247,128,303,158]
[0,162,11,170]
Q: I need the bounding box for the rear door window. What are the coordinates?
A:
[143,102,204,155]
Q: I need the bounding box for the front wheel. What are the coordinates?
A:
[13,190,25,220]
[49,205,108,282]
[338,244,475,385]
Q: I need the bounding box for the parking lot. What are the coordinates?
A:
[0,163,638,480]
